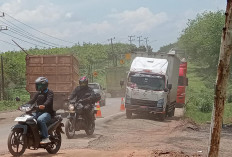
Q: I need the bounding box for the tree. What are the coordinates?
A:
[178,11,224,70]
[158,43,177,53]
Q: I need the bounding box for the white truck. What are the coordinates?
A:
[125,53,180,120]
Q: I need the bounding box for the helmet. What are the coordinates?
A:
[35,77,48,92]
[79,76,88,88]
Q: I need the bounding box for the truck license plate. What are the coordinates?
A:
[140,106,148,111]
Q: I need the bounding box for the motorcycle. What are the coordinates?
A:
[65,94,97,139]
[7,103,64,156]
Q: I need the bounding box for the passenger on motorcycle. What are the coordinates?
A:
[69,76,97,123]
[26,77,54,144]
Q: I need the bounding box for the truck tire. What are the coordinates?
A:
[167,108,175,117]
[126,110,132,119]
[171,108,175,117]
[158,114,166,121]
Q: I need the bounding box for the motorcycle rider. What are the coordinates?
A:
[27,77,54,144]
[69,76,97,123]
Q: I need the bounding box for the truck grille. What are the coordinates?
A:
[131,99,157,107]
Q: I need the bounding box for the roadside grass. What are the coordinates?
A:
[0,100,21,112]
[185,63,232,124]
[0,88,30,112]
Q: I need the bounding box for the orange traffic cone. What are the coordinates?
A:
[95,102,102,118]
[120,97,125,111]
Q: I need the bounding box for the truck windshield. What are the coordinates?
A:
[130,74,165,91]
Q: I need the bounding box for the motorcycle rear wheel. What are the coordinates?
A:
[65,119,75,139]
[46,131,61,154]
[8,129,27,156]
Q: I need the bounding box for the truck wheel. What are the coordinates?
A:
[126,110,132,119]
[158,114,165,121]
[168,108,175,117]
[171,108,175,117]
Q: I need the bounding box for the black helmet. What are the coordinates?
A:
[35,77,48,92]
[79,76,88,88]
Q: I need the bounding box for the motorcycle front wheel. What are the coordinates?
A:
[65,119,75,139]
[46,131,61,154]
[85,121,95,135]
[8,128,27,156]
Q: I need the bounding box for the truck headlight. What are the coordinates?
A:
[68,104,75,111]
[125,95,131,104]
[157,98,164,107]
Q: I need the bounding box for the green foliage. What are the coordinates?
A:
[185,63,232,124]
[0,43,133,111]
[185,63,214,123]
[158,43,177,53]
[178,11,224,72]
[175,10,232,124]
[0,100,21,111]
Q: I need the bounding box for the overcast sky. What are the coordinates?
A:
[0,0,226,52]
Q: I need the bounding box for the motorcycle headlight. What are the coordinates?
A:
[20,105,32,112]
[25,106,31,112]
[157,98,164,107]
[68,104,75,111]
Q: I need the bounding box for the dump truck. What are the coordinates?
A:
[26,54,79,110]
[125,53,180,120]
[106,67,128,97]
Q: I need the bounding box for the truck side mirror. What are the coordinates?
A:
[168,84,172,90]
[164,88,168,92]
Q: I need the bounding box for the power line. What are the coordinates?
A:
[0,31,45,48]
[7,28,56,48]
[0,18,62,47]
[0,39,18,47]
[4,12,76,44]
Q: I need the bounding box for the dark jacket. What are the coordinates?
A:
[27,89,54,115]
[69,86,96,104]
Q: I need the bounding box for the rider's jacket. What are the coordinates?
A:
[69,86,96,104]
[27,89,54,115]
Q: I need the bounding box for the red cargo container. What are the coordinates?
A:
[176,59,188,108]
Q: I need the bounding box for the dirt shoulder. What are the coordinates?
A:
[2,108,232,157]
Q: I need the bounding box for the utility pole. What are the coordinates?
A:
[144,37,149,49]
[108,37,116,66]
[137,36,143,47]
[208,1,232,157]
[0,26,8,31]
[128,35,135,45]
[144,37,149,47]
[0,12,4,17]
[1,56,4,100]
[0,13,7,100]
[12,40,29,55]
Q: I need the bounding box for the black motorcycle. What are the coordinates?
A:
[8,103,64,156]
[65,97,97,139]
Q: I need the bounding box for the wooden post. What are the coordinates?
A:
[1,56,4,100]
[208,1,232,156]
